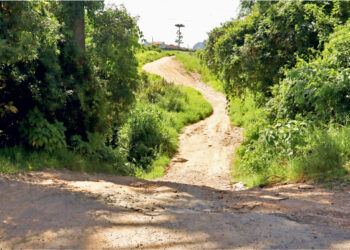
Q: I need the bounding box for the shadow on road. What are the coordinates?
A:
[1,171,350,248]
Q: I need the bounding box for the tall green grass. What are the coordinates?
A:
[0,146,125,175]
[174,52,224,93]
[136,50,175,68]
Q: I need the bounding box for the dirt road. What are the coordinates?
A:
[1,57,350,248]
[143,56,244,190]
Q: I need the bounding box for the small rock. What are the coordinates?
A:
[173,158,188,163]
[260,195,289,201]
[298,184,315,190]
[231,182,247,190]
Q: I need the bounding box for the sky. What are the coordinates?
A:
[105,0,240,48]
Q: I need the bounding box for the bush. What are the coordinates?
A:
[234,121,349,187]
[19,107,66,152]
[118,105,175,170]
[203,2,349,96]
[272,22,350,123]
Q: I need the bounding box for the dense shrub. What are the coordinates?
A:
[119,105,174,170]
[0,3,213,178]
[203,1,350,96]
[19,107,66,152]
[272,22,350,123]
[234,120,349,187]
[230,22,350,187]
[0,2,140,168]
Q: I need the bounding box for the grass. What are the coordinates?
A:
[140,155,170,179]
[229,91,266,128]
[230,94,350,187]
[174,51,225,93]
[136,50,175,68]
[0,146,122,175]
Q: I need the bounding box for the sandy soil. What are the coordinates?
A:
[1,57,350,248]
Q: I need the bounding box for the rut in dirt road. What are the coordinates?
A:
[143,56,244,190]
[1,57,350,248]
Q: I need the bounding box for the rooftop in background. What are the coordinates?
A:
[105,0,240,48]
[144,41,189,51]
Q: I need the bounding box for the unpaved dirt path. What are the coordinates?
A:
[143,56,244,190]
[1,57,350,248]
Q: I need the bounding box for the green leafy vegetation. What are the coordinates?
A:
[204,1,350,96]
[200,1,350,187]
[0,2,212,178]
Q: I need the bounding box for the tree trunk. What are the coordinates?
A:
[71,2,85,53]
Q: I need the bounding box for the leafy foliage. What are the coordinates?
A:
[19,107,66,152]
[272,22,350,123]
[233,21,350,187]
[0,2,140,151]
[203,1,350,96]
[0,15,213,178]
[118,105,173,170]
[0,2,141,175]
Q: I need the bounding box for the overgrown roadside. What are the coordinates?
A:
[1,57,350,248]
[0,49,212,179]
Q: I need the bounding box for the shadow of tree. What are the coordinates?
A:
[0,171,350,248]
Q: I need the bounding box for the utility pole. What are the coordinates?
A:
[175,24,185,49]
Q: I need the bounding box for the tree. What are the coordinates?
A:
[0,1,141,152]
[0,2,64,146]
[175,24,185,49]
[203,1,350,96]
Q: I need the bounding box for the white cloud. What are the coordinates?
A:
[105,0,240,48]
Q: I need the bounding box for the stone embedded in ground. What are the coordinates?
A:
[298,184,315,190]
[173,158,188,163]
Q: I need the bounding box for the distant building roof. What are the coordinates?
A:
[153,42,163,45]
[165,44,178,50]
